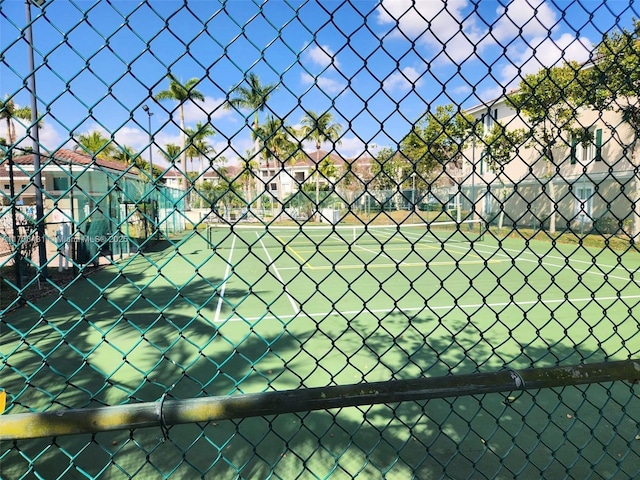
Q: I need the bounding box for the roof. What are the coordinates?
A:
[264,150,347,169]
[255,150,378,171]
[7,148,140,175]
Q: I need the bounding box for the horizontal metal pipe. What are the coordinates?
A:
[1,359,638,440]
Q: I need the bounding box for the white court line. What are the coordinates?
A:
[353,243,399,263]
[213,294,640,324]
[259,233,300,315]
[386,227,635,282]
[441,241,634,282]
[214,234,236,324]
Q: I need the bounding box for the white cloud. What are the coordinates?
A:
[9,116,64,152]
[383,67,424,92]
[182,95,233,124]
[499,33,592,86]
[113,126,148,150]
[299,134,364,159]
[300,73,344,94]
[305,44,340,69]
[376,0,594,99]
[450,84,472,97]
[492,0,558,43]
[478,85,507,104]
[376,0,467,39]
[376,0,486,63]
[336,136,368,158]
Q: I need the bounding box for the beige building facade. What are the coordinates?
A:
[461,97,639,238]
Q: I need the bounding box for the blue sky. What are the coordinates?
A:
[1,0,638,167]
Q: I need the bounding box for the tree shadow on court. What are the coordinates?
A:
[3,302,639,478]
[340,308,639,479]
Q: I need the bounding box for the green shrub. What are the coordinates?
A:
[592,216,620,235]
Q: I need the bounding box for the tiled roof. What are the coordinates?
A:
[8,148,140,175]
[160,165,242,180]
[266,150,347,168]
[160,167,182,178]
[258,150,377,170]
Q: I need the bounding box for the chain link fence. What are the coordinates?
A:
[1,0,639,478]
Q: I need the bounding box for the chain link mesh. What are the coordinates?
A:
[1,0,639,478]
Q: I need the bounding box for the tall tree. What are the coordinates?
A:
[372,147,409,191]
[239,149,259,209]
[0,96,31,146]
[227,73,277,210]
[112,145,159,181]
[400,104,474,220]
[318,155,338,199]
[74,131,115,159]
[481,123,526,229]
[226,73,278,155]
[583,19,640,239]
[158,143,181,164]
[370,147,411,211]
[154,74,205,191]
[257,116,297,166]
[256,115,298,207]
[400,104,474,181]
[185,121,216,180]
[300,110,343,221]
[113,145,137,164]
[507,62,585,233]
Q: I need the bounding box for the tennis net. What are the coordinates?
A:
[205,219,485,251]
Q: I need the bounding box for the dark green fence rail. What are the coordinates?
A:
[1,1,639,478]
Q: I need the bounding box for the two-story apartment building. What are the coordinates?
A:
[460,97,639,238]
[255,149,377,202]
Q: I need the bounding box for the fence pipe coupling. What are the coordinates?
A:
[1,359,638,441]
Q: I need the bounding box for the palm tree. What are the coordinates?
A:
[239,149,259,208]
[257,116,297,165]
[226,73,277,210]
[185,121,216,180]
[74,130,115,158]
[256,115,298,210]
[158,143,181,164]
[113,145,137,164]
[154,74,205,191]
[157,143,182,186]
[300,110,343,221]
[113,144,152,180]
[1,95,32,145]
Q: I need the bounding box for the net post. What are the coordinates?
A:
[480,218,488,242]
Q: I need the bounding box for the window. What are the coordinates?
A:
[571,128,603,164]
[581,136,596,163]
[482,109,498,131]
[574,183,593,219]
[478,150,493,175]
[270,183,277,191]
[483,190,493,216]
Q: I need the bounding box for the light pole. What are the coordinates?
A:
[25,0,47,278]
[142,105,156,236]
[142,105,154,181]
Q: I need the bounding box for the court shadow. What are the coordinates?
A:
[3,301,638,479]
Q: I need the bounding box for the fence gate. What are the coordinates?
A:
[1,1,639,478]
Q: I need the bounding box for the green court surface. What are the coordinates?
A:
[2,223,639,478]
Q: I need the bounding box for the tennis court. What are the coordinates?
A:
[2,221,639,478]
